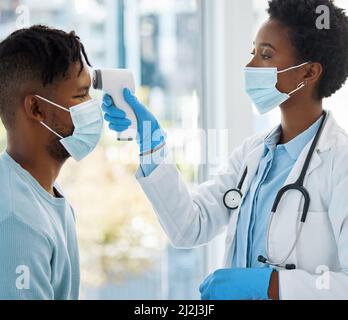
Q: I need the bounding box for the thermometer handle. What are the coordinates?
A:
[116,101,138,141]
[93,68,138,141]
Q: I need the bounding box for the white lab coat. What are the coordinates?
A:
[135,111,348,299]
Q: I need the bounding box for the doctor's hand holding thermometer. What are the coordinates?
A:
[92,68,165,151]
[102,89,166,155]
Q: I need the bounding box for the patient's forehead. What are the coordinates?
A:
[54,62,91,91]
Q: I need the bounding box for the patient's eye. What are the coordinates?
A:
[74,94,88,99]
[73,91,89,100]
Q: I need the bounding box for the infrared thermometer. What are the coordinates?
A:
[92,68,137,141]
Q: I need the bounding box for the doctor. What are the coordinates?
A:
[103,0,348,299]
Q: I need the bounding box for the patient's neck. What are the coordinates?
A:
[6,139,65,196]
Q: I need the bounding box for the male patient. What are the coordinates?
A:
[0,25,103,299]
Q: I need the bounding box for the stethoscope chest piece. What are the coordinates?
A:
[223,189,243,210]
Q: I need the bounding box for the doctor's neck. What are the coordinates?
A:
[279,98,323,145]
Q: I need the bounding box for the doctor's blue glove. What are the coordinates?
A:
[102,89,166,154]
[199,268,274,300]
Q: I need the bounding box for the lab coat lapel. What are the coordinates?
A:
[243,143,265,193]
[281,110,334,188]
[235,141,265,268]
[282,140,322,187]
[225,141,264,268]
[243,124,283,192]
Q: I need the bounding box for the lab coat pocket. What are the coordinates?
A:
[296,210,339,273]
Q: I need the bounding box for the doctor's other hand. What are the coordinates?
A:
[199,268,279,300]
[102,89,166,154]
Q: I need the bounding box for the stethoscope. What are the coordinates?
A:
[223,111,328,270]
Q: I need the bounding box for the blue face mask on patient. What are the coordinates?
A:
[244,62,310,114]
[35,95,103,161]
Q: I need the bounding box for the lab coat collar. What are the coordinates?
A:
[285,110,336,180]
[315,110,337,152]
[263,115,323,161]
[283,114,324,161]
[244,110,336,192]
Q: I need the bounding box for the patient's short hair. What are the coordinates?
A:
[0,25,91,129]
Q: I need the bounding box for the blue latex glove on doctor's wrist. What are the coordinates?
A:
[102,88,166,155]
[199,268,275,300]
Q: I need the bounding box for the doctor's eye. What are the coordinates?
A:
[250,49,256,56]
[260,48,273,60]
[261,54,272,60]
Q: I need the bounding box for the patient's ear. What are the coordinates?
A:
[23,95,45,122]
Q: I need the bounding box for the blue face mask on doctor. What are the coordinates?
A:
[35,95,103,161]
[244,62,310,114]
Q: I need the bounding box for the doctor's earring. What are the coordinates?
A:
[302,80,308,88]
[288,80,307,96]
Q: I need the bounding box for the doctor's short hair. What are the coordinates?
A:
[267,0,348,99]
[0,25,91,129]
